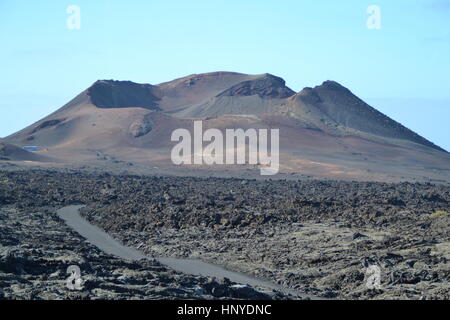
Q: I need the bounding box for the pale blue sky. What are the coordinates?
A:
[1,0,449,150]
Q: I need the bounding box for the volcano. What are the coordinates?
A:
[3,72,449,182]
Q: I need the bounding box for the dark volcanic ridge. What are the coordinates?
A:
[294,81,446,152]
[88,80,161,110]
[217,73,296,99]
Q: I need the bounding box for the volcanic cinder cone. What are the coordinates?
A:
[3,72,450,182]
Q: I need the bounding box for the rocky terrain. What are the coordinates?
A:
[0,173,289,300]
[0,169,448,300]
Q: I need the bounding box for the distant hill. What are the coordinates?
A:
[0,143,50,162]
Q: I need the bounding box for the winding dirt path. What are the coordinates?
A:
[57,205,319,299]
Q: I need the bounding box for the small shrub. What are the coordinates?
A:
[429,210,449,218]
[0,178,11,185]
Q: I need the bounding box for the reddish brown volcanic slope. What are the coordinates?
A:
[3,72,450,182]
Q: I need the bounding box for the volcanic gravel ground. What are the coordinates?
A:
[0,173,288,300]
[0,170,449,299]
